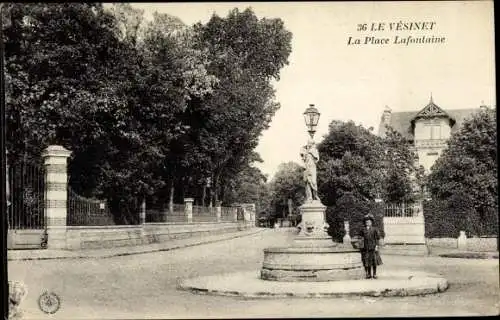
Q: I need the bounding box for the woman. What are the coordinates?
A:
[359,214,382,279]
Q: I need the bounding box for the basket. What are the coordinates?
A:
[351,236,364,250]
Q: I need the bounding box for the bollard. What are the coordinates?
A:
[343,220,351,244]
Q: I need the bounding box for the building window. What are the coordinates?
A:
[424,120,441,140]
[427,152,438,156]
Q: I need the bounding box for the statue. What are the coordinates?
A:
[300,139,319,202]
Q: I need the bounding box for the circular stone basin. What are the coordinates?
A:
[261,246,363,282]
[179,269,449,298]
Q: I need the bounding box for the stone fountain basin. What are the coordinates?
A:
[261,246,363,281]
[179,269,449,298]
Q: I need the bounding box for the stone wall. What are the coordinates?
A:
[427,236,498,252]
[383,216,426,244]
[64,222,245,250]
[8,229,46,250]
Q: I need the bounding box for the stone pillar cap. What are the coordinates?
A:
[42,145,72,157]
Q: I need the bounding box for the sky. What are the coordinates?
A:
[130,1,496,179]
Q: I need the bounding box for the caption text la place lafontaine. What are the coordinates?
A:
[347,35,446,46]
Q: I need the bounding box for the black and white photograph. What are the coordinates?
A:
[1,1,497,318]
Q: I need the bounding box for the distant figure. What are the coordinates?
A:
[300,139,319,201]
[358,214,382,279]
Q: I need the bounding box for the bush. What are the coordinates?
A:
[424,199,461,238]
[326,206,345,242]
[326,193,385,242]
[424,194,498,238]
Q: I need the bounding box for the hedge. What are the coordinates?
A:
[326,193,385,242]
[424,197,498,238]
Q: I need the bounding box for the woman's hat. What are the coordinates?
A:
[363,214,375,223]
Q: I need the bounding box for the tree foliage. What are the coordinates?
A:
[317,120,385,206]
[382,126,424,203]
[427,107,497,236]
[327,192,385,242]
[268,162,305,220]
[223,163,270,213]
[3,4,292,223]
[187,8,292,204]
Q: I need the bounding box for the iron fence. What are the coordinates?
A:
[221,206,236,222]
[7,162,46,230]
[384,202,422,217]
[145,204,186,223]
[67,187,115,226]
[192,205,217,223]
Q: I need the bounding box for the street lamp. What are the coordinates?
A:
[303,104,320,139]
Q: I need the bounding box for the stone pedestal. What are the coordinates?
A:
[42,145,71,250]
[184,198,194,223]
[294,200,331,247]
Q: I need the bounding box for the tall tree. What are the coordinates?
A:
[382,126,423,203]
[187,8,293,204]
[317,120,385,206]
[3,3,217,223]
[427,107,497,235]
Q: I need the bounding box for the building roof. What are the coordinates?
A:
[411,96,453,122]
[379,108,479,140]
[447,108,480,133]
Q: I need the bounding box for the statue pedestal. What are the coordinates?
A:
[294,200,331,247]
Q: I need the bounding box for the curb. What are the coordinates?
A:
[8,229,265,261]
[438,251,499,259]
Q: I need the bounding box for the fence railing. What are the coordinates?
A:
[384,202,422,217]
[67,187,115,226]
[192,205,217,223]
[221,206,236,222]
[145,204,186,223]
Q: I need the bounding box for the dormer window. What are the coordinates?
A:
[411,95,454,140]
[422,119,442,140]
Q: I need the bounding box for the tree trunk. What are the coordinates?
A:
[213,173,220,205]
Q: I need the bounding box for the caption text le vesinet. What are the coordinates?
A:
[347,21,446,46]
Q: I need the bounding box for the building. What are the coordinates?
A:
[378,95,482,173]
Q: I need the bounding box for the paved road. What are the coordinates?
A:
[8,229,499,318]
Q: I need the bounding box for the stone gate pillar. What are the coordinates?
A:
[42,145,71,249]
[215,201,222,223]
[184,198,194,223]
[139,198,146,224]
[233,207,239,222]
[458,230,467,250]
